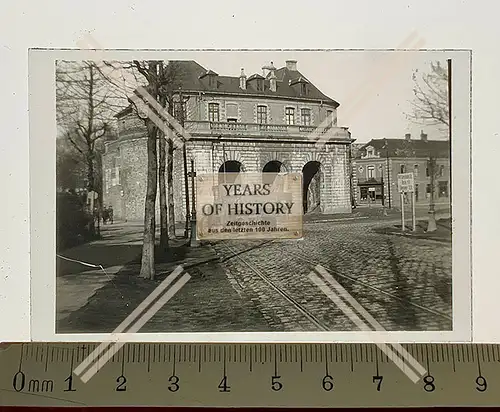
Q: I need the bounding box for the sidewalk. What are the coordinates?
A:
[56,222,274,333]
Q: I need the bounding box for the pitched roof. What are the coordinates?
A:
[115,60,340,118]
[172,60,339,106]
[359,138,450,158]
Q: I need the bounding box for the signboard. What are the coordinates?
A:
[397,172,415,193]
[196,172,303,240]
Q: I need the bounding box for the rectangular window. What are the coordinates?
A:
[257,105,267,124]
[415,184,419,202]
[426,161,430,177]
[285,107,295,125]
[426,183,431,199]
[438,181,449,197]
[400,164,406,173]
[367,165,375,179]
[301,108,311,126]
[208,103,220,122]
[226,103,238,121]
[360,187,368,201]
[414,164,419,176]
[439,165,445,177]
[173,101,182,120]
[256,79,263,91]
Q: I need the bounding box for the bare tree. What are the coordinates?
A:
[408,61,449,131]
[127,61,163,280]
[56,61,121,236]
[407,61,451,232]
[158,61,185,248]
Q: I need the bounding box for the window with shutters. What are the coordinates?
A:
[256,105,267,124]
[226,103,238,122]
[208,103,220,122]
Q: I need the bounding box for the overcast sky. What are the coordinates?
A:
[155,50,461,143]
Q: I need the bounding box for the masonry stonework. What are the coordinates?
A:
[103,59,354,222]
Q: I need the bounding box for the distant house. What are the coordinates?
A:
[352,132,450,209]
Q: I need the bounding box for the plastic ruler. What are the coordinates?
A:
[0,343,499,407]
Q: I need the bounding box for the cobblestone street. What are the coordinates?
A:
[212,218,452,332]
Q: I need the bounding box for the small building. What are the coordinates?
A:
[352,132,451,209]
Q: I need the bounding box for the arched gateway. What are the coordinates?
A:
[302,161,322,213]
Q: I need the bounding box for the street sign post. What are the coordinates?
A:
[397,173,416,232]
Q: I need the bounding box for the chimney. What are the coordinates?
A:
[405,133,411,141]
[286,60,297,71]
[262,61,276,78]
[239,68,247,90]
[420,130,428,141]
[269,70,277,92]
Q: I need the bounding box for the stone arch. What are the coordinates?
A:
[260,151,292,172]
[299,151,328,166]
[218,160,243,184]
[214,148,246,173]
[302,161,323,214]
[262,160,288,173]
[219,160,242,173]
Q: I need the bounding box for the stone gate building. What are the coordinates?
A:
[103,60,354,223]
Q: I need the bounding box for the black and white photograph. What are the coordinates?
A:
[28,49,471,340]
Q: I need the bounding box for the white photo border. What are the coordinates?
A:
[29,49,472,343]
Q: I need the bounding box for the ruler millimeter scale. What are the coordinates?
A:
[0,343,499,407]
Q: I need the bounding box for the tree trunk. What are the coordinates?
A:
[158,129,169,254]
[86,153,96,237]
[167,137,176,238]
[140,118,158,280]
[158,88,169,255]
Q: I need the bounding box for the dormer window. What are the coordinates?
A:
[301,83,308,96]
[247,74,265,92]
[366,147,375,157]
[289,76,310,96]
[199,69,219,89]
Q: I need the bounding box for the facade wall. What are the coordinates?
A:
[106,89,348,222]
[352,156,451,209]
[163,94,337,126]
[104,136,352,222]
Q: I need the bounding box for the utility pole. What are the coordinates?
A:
[447,58,452,221]
[179,88,190,238]
[188,158,199,247]
[384,138,391,208]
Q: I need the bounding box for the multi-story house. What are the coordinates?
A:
[352,133,450,209]
[103,59,353,223]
